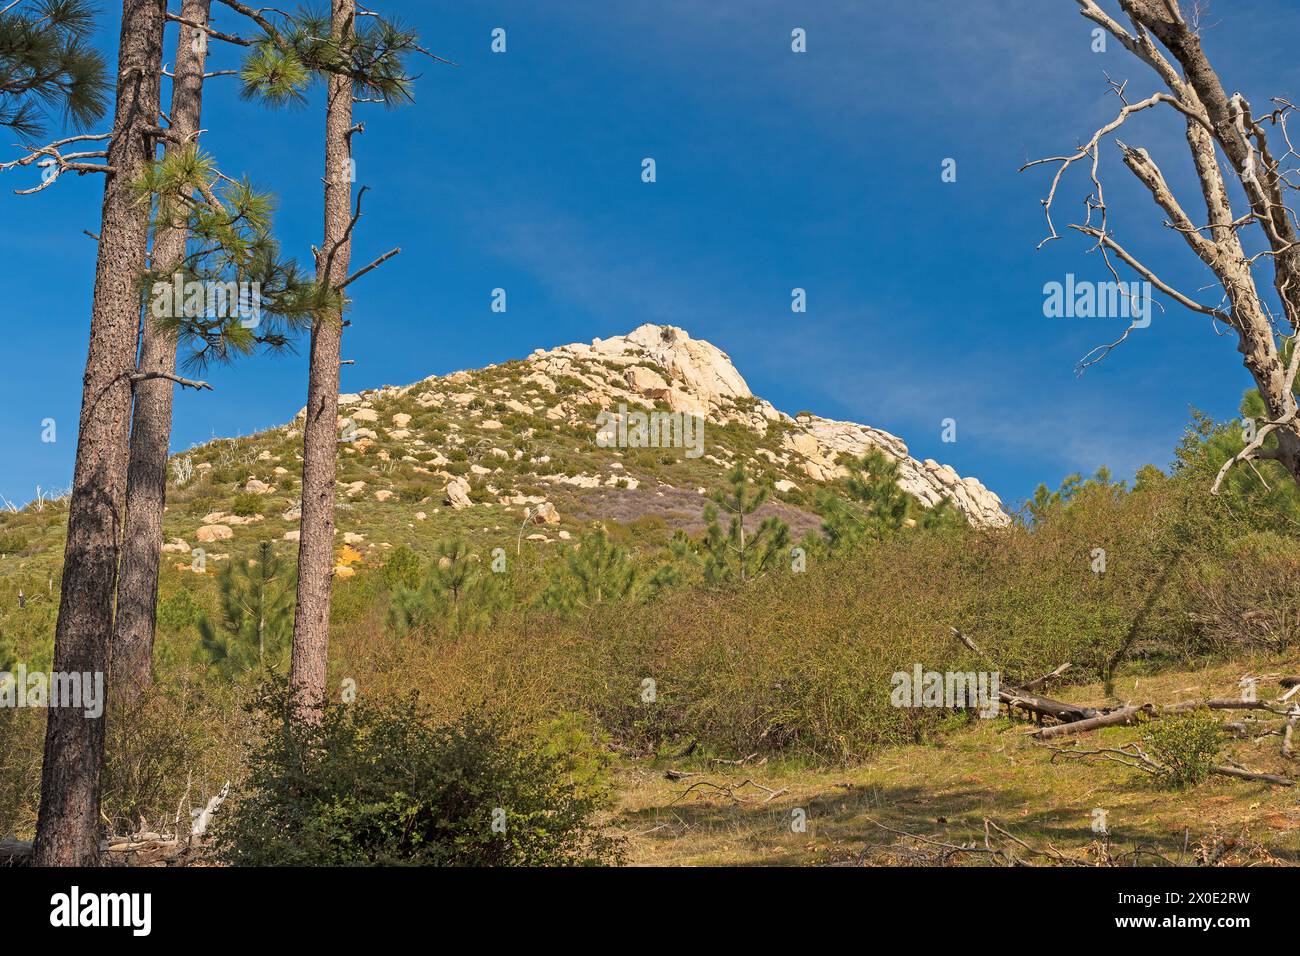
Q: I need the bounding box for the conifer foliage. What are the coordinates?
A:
[819,449,961,549]
[541,527,640,612]
[196,541,296,678]
[388,539,505,636]
[0,0,109,136]
[701,464,790,583]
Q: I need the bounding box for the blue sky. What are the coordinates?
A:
[3,0,1298,509]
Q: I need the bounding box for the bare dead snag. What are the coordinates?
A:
[1029,1,1300,488]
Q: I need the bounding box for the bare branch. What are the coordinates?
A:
[336,246,399,291]
[129,371,213,392]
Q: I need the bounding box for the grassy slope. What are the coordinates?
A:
[611,657,1300,866]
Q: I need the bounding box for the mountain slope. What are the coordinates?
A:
[144,323,1005,565]
[0,324,1009,600]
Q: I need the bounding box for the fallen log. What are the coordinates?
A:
[1211,765,1294,787]
[0,835,208,867]
[1162,699,1290,716]
[1029,704,1150,740]
[1001,689,1098,724]
[948,629,1084,721]
[0,838,31,865]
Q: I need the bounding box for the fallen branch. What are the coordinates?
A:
[1020,663,1073,694]
[1211,765,1294,787]
[190,781,229,838]
[1030,704,1151,740]
[1003,689,1099,725]
[1162,699,1291,716]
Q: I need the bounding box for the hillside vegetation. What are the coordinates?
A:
[2,328,1299,864]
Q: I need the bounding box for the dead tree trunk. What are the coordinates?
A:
[289,0,355,709]
[111,0,212,696]
[1031,1,1300,487]
[1030,704,1150,740]
[33,0,166,867]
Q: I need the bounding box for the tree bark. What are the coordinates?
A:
[289,0,354,709]
[111,0,211,696]
[33,0,166,867]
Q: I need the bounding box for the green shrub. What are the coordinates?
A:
[230,491,264,517]
[531,712,614,802]
[214,681,623,866]
[1144,710,1223,789]
[0,532,28,556]
[1186,534,1300,654]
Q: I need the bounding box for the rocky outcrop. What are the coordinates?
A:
[444,477,472,510]
[523,324,1008,527]
[795,416,1008,527]
[277,323,1007,529]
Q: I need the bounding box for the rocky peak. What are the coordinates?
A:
[289,323,1008,529]
[521,324,1009,527]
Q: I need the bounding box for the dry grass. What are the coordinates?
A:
[609,657,1300,866]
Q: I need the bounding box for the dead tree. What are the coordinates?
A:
[30,0,167,867]
[1027,1,1300,490]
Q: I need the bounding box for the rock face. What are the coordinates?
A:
[523,323,1008,527]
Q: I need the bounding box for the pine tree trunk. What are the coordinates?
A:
[33,0,166,867]
[289,0,354,709]
[111,0,211,697]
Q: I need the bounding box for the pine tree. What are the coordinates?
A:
[113,0,318,695]
[646,530,698,597]
[0,0,109,136]
[228,0,434,708]
[195,541,296,679]
[819,449,962,548]
[389,540,506,635]
[541,527,640,613]
[702,464,790,584]
[30,0,167,868]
